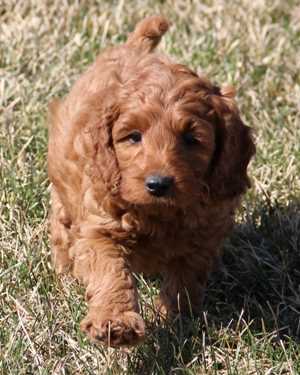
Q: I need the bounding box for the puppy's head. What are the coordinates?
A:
[111,65,254,208]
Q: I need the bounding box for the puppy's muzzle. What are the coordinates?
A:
[145,174,174,197]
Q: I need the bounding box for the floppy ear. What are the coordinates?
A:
[48,93,123,217]
[208,86,255,199]
[88,103,121,201]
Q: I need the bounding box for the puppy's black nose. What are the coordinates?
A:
[145,175,174,197]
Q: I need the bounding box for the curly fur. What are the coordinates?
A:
[48,16,255,347]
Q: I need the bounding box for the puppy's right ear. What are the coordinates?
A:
[88,103,121,201]
[126,15,169,53]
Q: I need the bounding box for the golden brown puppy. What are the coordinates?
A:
[48,16,255,347]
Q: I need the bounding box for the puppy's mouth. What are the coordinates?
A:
[133,195,178,211]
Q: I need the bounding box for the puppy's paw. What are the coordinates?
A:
[80,309,145,347]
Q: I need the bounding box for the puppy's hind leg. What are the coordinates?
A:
[49,187,72,274]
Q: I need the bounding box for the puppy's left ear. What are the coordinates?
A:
[208,86,255,199]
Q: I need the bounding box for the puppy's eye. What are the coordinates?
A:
[127,131,142,144]
[182,132,199,146]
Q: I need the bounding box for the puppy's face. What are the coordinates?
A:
[112,95,216,208]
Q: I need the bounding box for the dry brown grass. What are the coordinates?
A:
[1,1,299,374]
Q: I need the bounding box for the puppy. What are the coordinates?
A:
[48,16,255,347]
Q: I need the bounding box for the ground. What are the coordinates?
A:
[0,1,300,374]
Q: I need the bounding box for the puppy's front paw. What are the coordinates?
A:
[80,309,145,347]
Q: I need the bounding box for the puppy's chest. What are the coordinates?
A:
[129,214,221,259]
[136,230,194,256]
[124,206,235,270]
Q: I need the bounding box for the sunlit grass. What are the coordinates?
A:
[1,1,299,374]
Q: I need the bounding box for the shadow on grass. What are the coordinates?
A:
[130,201,300,374]
[207,201,300,336]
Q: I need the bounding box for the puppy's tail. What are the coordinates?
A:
[126,16,169,53]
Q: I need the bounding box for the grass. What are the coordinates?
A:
[0,0,299,374]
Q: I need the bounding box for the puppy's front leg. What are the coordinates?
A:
[72,239,145,347]
[157,256,211,318]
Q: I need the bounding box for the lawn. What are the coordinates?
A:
[1,1,299,374]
